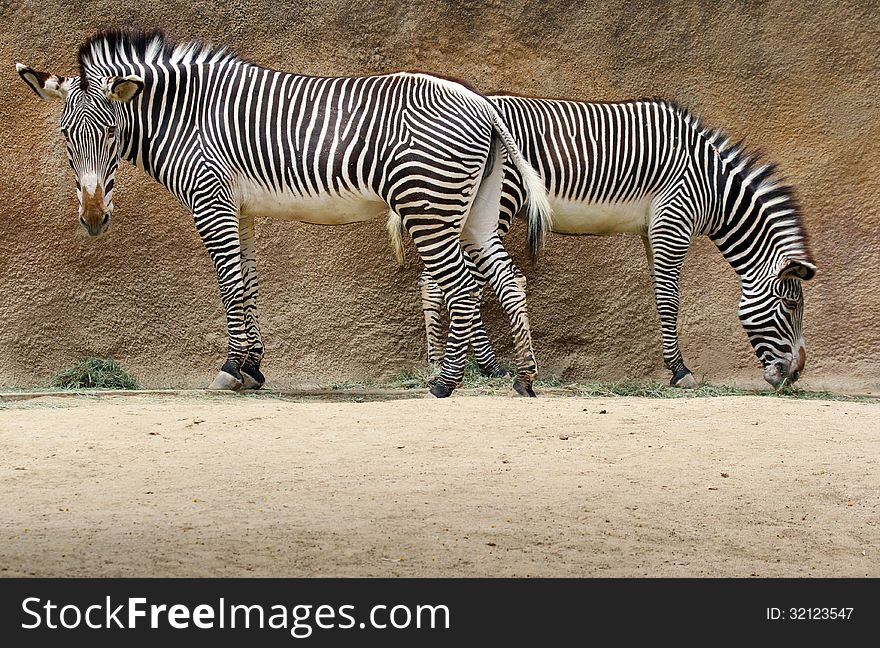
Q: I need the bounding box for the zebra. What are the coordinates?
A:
[394,96,816,390]
[16,28,552,398]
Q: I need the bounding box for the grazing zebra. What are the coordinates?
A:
[16,29,552,398]
[397,97,816,389]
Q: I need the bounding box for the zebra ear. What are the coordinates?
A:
[16,63,69,100]
[102,75,144,102]
[778,258,816,281]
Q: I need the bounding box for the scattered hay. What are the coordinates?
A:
[49,357,139,390]
[330,359,874,403]
[566,380,873,402]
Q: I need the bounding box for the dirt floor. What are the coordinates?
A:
[0,392,877,577]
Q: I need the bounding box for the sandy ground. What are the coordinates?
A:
[0,392,877,577]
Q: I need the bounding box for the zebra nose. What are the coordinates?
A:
[797,346,806,373]
[764,363,786,390]
[80,208,110,236]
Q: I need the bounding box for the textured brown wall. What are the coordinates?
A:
[1,0,878,390]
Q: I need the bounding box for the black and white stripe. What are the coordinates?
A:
[415,97,815,388]
[18,29,553,397]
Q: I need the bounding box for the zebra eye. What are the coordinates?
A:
[781,297,798,310]
[106,125,117,139]
[60,127,70,140]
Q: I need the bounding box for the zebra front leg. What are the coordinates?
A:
[648,223,697,388]
[195,202,250,391]
[239,214,265,390]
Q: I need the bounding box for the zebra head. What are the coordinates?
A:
[17,64,143,236]
[739,258,816,389]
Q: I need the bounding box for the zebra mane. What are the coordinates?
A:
[652,99,813,265]
[77,28,240,90]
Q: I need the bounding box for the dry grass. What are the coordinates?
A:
[330,359,875,403]
[49,357,139,390]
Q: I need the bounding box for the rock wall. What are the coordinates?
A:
[1,0,877,389]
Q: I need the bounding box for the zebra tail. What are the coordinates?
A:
[488,110,552,263]
[386,209,406,267]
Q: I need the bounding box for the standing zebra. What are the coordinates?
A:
[400,97,816,389]
[16,29,552,398]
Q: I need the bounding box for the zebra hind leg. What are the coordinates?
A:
[418,270,446,366]
[466,240,537,397]
[471,312,508,378]
[404,222,480,398]
[427,282,479,398]
[473,188,519,380]
[461,249,507,378]
[458,139,536,396]
[420,266,506,378]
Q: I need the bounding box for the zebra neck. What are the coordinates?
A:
[709,202,805,283]
[713,232,783,285]
[698,125,811,283]
[110,64,205,189]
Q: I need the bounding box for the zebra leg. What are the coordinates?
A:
[420,262,506,377]
[647,224,697,389]
[195,202,249,391]
[471,192,520,380]
[469,293,508,378]
[459,140,536,396]
[429,279,480,397]
[404,219,480,398]
[466,238,537,397]
[467,191,521,380]
[239,213,265,390]
[461,244,508,378]
[417,269,445,366]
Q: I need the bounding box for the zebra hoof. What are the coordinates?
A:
[512,377,537,398]
[480,364,509,379]
[241,371,264,390]
[208,371,243,391]
[241,361,265,390]
[429,382,455,398]
[671,369,697,389]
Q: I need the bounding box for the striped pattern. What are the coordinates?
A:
[60,94,120,235]
[21,29,553,396]
[417,97,815,388]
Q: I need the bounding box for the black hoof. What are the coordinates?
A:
[221,360,243,381]
[241,359,265,390]
[480,363,509,379]
[512,377,537,398]
[430,382,455,398]
[670,366,697,389]
[208,360,244,391]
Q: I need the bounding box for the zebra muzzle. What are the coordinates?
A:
[80,185,111,236]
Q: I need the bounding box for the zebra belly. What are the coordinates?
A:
[238,180,387,225]
[549,196,654,235]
